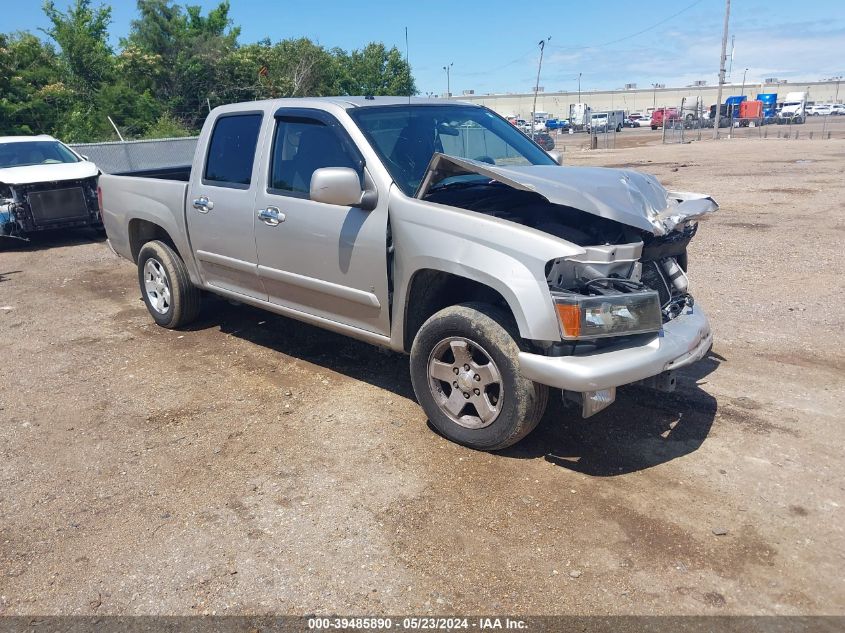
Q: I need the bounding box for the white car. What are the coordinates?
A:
[829,104,845,116]
[626,113,645,127]
[807,104,832,116]
[0,135,101,239]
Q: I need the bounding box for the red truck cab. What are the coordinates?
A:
[650,108,680,130]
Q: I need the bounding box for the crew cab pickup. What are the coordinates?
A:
[101,97,717,451]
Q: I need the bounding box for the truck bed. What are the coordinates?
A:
[99,172,194,273]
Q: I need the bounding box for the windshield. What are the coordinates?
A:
[349,104,556,196]
[0,141,80,169]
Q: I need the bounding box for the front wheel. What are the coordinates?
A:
[409,303,548,451]
[137,240,201,329]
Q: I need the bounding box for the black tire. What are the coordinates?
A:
[137,240,201,329]
[409,302,548,451]
[651,125,657,130]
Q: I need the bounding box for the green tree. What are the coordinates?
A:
[143,112,192,138]
[42,0,113,93]
[2,1,418,142]
[340,43,416,96]
[124,0,240,128]
[0,32,66,135]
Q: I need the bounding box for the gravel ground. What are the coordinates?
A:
[0,137,843,616]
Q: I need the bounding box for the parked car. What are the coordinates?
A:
[634,114,652,128]
[100,97,717,451]
[1,135,101,239]
[831,104,845,116]
[532,131,555,150]
[807,104,832,116]
[545,118,570,130]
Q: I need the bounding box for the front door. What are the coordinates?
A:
[253,109,389,336]
[187,111,266,300]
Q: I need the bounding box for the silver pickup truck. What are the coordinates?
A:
[100,96,716,451]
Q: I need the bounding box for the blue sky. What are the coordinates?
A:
[3,0,843,95]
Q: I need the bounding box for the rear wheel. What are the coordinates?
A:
[410,303,548,451]
[137,240,201,329]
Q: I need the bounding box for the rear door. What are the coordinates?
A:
[187,111,267,300]
[252,108,390,336]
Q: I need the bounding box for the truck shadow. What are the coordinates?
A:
[500,354,722,476]
[194,296,721,476]
[192,297,417,401]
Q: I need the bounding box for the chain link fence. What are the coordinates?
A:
[662,100,706,144]
[69,136,199,174]
[711,114,845,140]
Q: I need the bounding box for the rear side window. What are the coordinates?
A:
[204,113,262,187]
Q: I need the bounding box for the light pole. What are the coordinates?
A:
[442,63,453,98]
[652,83,660,108]
[740,68,748,97]
[578,72,582,102]
[831,76,843,102]
[713,0,732,138]
[531,36,551,139]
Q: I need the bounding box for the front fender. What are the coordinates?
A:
[389,188,583,348]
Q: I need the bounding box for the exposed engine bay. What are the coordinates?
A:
[419,153,717,328]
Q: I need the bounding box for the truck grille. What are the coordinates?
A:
[26,187,90,224]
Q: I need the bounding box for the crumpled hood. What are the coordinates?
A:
[0,160,99,186]
[417,154,718,235]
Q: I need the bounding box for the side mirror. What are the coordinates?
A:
[310,167,370,208]
[548,150,564,166]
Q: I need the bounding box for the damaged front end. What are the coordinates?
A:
[417,154,717,415]
[0,176,101,239]
[418,153,716,326]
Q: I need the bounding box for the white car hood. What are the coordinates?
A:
[0,160,99,186]
[417,154,718,236]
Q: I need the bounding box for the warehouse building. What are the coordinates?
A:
[451,79,843,119]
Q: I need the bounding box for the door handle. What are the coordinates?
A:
[192,196,214,213]
[258,206,285,226]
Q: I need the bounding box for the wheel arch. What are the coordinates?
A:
[400,267,533,354]
[128,218,180,263]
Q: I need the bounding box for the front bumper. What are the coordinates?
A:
[518,304,712,392]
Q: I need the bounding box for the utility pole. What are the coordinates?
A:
[531,36,551,139]
[740,68,748,97]
[713,0,731,139]
[442,63,453,98]
[832,76,843,102]
[728,34,735,80]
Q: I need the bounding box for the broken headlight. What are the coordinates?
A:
[552,290,663,340]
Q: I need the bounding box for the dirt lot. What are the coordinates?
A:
[1,137,843,617]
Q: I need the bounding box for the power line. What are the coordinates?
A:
[448,0,706,86]
[548,0,707,53]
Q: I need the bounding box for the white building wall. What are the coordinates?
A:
[451,80,844,118]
